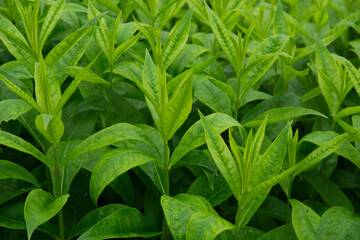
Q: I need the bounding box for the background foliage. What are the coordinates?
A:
[1,0,360,239]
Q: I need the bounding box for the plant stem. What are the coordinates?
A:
[106,65,114,126]
[162,140,171,239]
[53,145,65,240]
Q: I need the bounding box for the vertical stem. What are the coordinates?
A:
[162,140,170,239]
[106,65,114,126]
[53,146,65,240]
[331,116,336,131]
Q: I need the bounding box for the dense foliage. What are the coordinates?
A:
[1,0,360,239]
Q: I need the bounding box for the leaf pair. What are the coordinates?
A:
[291,199,360,240]
[161,194,234,240]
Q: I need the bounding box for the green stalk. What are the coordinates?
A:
[53,145,65,240]
[106,65,114,126]
[162,140,171,240]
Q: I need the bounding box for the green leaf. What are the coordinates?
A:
[77,206,161,239]
[0,200,58,238]
[274,1,289,35]
[316,207,360,240]
[237,123,290,227]
[315,38,341,115]
[0,131,51,168]
[0,13,36,72]
[300,87,322,103]
[54,52,101,115]
[200,111,241,201]
[239,34,290,99]
[161,9,193,70]
[336,117,360,144]
[45,26,94,69]
[205,4,239,76]
[302,171,354,211]
[143,50,160,107]
[249,122,290,188]
[294,11,360,62]
[171,44,209,75]
[238,90,271,108]
[336,55,360,98]
[0,200,27,229]
[0,160,40,187]
[290,199,320,240]
[245,134,346,204]
[35,114,64,145]
[161,194,214,240]
[185,211,235,240]
[195,79,232,115]
[257,224,297,240]
[67,204,128,239]
[336,106,360,118]
[62,123,153,167]
[162,70,193,140]
[242,107,327,127]
[56,66,109,86]
[34,57,53,113]
[0,73,44,113]
[95,0,121,14]
[88,1,110,62]
[301,131,360,169]
[112,32,140,63]
[38,0,66,51]
[90,149,158,205]
[0,99,31,122]
[170,113,241,168]
[187,174,232,207]
[24,189,69,240]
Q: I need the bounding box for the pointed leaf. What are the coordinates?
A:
[162,73,193,140]
[45,26,94,68]
[24,189,69,240]
[303,171,354,211]
[0,73,43,113]
[186,211,235,240]
[290,199,320,240]
[205,4,239,75]
[0,99,31,122]
[316,207,360,240]
[249,123,291,188]
[112,32,140,63]
[54,52,100,115]
[143,50,160,106]
[161,9,193,70]
[0,14,36,72]
[200,112,241,201]
[242,107,327,127]
[39,0,66,50]
[195,79,232,115]
[63,123,153,167]
[316,38,341,115]
[161,194,214,240]
[336,55,360,98]
[56,66,109,86]
[88,1,110,62]
[239,34,290,99]
[67,204,129,239]
[77,207,161,239]
[90,149,158,205]
[170,113,241,168]
[301,131,360,169]
[0,160,40,187]
[0,131,51,168]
